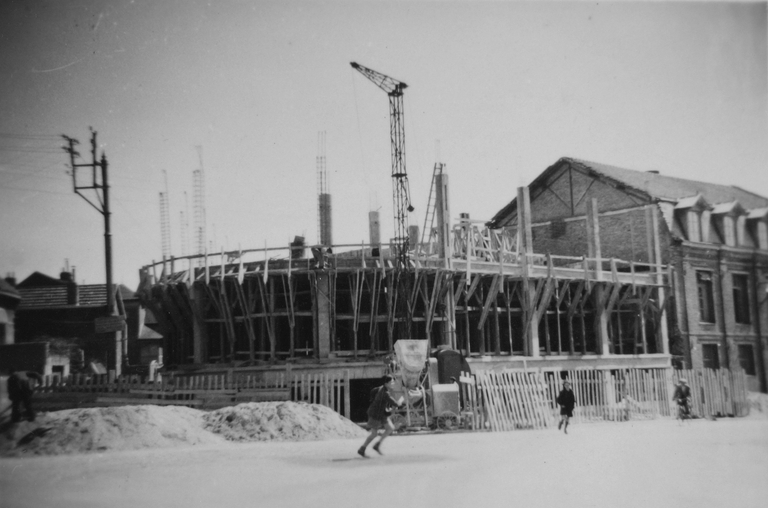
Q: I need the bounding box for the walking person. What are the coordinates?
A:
[673,378,692,421]
[7,370,43,423]
[358,375,403,457]
[556,381,576,434]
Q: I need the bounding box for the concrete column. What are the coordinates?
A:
[586,198,610,355]
[369,210,381,248]
[315,272,332,359]
[517,186,539,358]
[436,173,452,261]
[192,282,208,363]
[436,173,455,347]
[651,204,670,355]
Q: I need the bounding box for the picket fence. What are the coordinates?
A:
[31,370,351,417]
[471,368,749,432]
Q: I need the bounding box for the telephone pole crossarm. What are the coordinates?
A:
[61,128,115,313]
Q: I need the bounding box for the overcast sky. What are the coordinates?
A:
[1,0,766,290]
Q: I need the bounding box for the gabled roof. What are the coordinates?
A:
[710,201,746,216]
[17,286,69,307]
[18,281,135,309]
[747,207,768,220]
[674,194,709,210]
[17,271,68,288]
[489,157,768,227]
[570,158,768,209]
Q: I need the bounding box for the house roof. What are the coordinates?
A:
[570,158,768,209]
[17,271,68,288]
[0,278,20,300]
[747,207,768,220]
[18,281,135,309]
[489,157,768,226]
[17,286,69,307]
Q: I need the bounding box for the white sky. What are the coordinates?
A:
[1,0,766,290]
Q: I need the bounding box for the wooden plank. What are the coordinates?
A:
[505,371,525,429]
[95,396,203,407]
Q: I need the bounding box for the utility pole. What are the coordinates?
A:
[62,128,114,313]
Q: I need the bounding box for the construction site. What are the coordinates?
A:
[134,63,682,424]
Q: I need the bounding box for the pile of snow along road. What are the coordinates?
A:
[0,401,366,457]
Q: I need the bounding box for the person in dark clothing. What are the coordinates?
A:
[7,370,43,423]
[673,378,692,419]
[556,381,576,434]
[358,375,403,457]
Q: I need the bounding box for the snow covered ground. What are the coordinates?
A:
[1,416,766,508]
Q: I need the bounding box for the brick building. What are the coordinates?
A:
[489,157,768,392]
[12,271,140,376]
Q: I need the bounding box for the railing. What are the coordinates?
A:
[140,219,666,285]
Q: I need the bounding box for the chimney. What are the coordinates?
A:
[646,170,660,174]
[60,271,78,305]
[4,273,15,287]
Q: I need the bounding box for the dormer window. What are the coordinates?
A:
[674,194,709,242]
[710,201,745,247]
[686,211,701,242]
[723,216,735,246]
[746,208,768,250]
[736,216,748,247]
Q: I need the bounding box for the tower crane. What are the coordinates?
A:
[350,62,414,268]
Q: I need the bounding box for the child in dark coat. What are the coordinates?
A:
[358,375,403,457]
[556,381,576,434]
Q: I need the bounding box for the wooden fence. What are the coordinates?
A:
[471,368,749,432]
[291,371,351,418]
[30,370,351,417]
[672,368,749,418]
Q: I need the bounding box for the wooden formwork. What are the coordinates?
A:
[139,256,668,367]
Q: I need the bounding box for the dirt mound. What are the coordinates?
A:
[202,401,367,442]
[0,405,225,457]
[0,402,365,457]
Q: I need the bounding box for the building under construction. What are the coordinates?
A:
[137,173,672,417]
[138,65,675,418]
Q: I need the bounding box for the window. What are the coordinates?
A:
[737,344,756,375]
[732,274,750,324]
[696,271,715,323]
[686,211,701,242]
[723,216,735,246]
[759,222,768,250]
[702,343,720,370]
[736,216,747,246]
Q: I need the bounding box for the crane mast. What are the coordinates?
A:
[350,62,413,268]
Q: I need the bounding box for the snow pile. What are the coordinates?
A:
[202,401,367,442]
[0,402,365,457]
[746,391,768,419]
[0,405,224,457]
